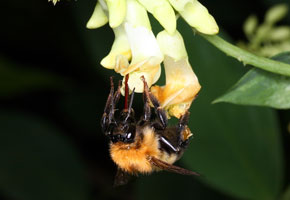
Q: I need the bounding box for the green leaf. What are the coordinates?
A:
[0,58,71,97]
[0,112,88,200]
[214,52,290,109]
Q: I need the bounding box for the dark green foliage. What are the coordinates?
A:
[214,52,290,109]
[0,113,88,200]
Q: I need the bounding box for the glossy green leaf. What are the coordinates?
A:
[213,52,290,109]
[0,112,88,200]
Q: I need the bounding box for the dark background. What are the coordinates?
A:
[0,0,289,200]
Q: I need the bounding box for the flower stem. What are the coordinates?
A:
[200,33,290,77]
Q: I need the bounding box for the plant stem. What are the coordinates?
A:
[200,34,290,77]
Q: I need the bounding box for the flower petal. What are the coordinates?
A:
[153,30,201,118]
[124,64,161,93]
[169,0,219,35]
[86,1,108,29]
[157,29,188,61]
[151,56,201,118]
[101,25,131,69]
[125,23,163,67]
[116,23,163,93]
[137,0,176,34]
[105,0,127,28]
[126,0,151,29]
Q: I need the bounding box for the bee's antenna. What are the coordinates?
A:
[124,74,129,110]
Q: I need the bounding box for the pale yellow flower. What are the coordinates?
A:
[151,30,201,118]
[87,0,162,92]
[169,0,219,34]
[100,25,132,69]
[48,0,60,5]
[115,23,163,93]
[85,0,216,109]
[86,1,108,29]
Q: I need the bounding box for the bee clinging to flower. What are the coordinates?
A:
[101,75,199,186]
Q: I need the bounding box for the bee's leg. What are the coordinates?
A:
[113,80,122,107]
[141,76,167,130]
[138,78,152,125]
[177,111,192,148]
[122,88,136,123]
[149,93,168,130]
[101,77,120,135]
[159,136,179,152]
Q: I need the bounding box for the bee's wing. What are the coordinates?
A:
[149,156,200,176]
[113,168,133,187]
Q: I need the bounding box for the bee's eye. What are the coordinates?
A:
[124,126,136,143]
[126,132,132,139]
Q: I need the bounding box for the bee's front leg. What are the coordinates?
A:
[140,76,167,130]
[101,77,121,135]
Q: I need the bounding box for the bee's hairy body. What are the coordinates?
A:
[110,125,189,174]
[101,77,198,185]
[110,126,159,174]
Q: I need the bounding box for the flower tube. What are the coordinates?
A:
[151,30,201,118]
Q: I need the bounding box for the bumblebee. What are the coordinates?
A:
[101,76,199,186]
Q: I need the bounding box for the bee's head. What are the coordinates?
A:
[102,75,137,144]
[110,109,136,143]
[110,124,136,143]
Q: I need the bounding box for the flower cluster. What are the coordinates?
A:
[87,0,218,118]
[239,4,290,57]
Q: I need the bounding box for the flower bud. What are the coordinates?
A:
[169,0,219,35]
[265,4,288,24]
